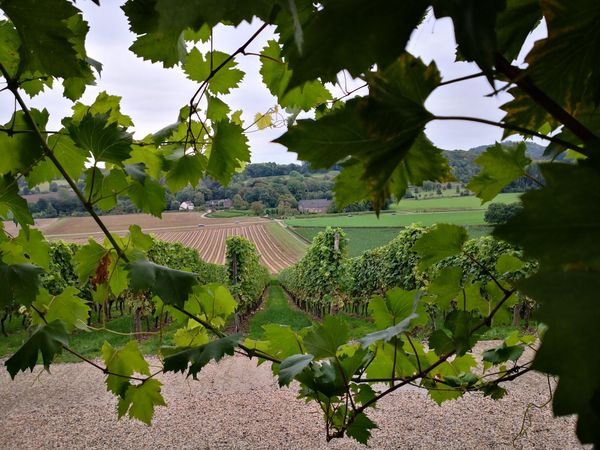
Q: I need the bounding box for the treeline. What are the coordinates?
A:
[279,226,535,325]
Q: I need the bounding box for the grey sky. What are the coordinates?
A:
[0,3,545,164]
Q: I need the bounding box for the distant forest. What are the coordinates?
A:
[21,141,547,218]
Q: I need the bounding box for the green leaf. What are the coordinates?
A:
[346,412,378,445]
[261,324,304,361]
[0,228,50,269]
[96,169,129,211]
[0,262,44,308]
[127,176,166,218]
[73,239,109,283]
[5,320,68,379]
[165,154,205,192]
[277,54,439,211]
[67,113,133,165]
[429,310,487,356]
[71,91,134,128]
[183,49,244,95]
[32,287,90,332]
[117,379,166,425]
[0,109,48,175]
[482,344,524,364]
[206,94,230,122]
[102,340,150,396]
[172,327,209,348]
[123,0,275,67]
[495,0,543,61]
[359,294,421,348]
[162,334,240,379]
[0,20,20,78]
[495,163,600,270]
[432,0,505,79]
[467,143,531,203]
[0,175,33,229]
[283,0,428,88]
[186,283,237,328]
[207,119,250,185]
[368,287,427,330]
[303,316,349,359]
[495,254,525,273]
[427,267,463,310]
[413,224,468,270]
[259,40,331,111]
[129,225,154,252]
[524,0,600,108]
[278,353,314,387]
[127,259,198,308]
[1,0,88,78]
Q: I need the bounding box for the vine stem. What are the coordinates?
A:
[433,115,582,154]
[493,53,598,157]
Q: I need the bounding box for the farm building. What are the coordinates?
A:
[298,199,331,213]
[207,199,233,209]
[179,201,195,211]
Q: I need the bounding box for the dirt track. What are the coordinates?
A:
[0,354,586,450]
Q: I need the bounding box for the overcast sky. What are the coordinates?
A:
[0,2,545,164]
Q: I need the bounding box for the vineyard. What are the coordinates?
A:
[3,212,303,273]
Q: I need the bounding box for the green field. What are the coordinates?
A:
[266,222,308,259]
[285,209,486,227]
[206,209,254,218]
[291,227,402,257]
[393,193,521,211]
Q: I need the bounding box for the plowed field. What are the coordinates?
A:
[3,212,303,273]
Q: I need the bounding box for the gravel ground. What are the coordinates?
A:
[0,350,587,450]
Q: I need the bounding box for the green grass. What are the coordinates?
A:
[206,209,254,218]
[285,209,486,227]
[265,222,308,259]
[247,281,313,339]
[0,313,179,361]
[291,227,403,257]
[393,193,521,211]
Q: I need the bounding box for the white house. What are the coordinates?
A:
[179,201,195,211]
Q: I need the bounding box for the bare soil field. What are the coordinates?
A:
[0,354,585,450]
[3,212,301,273]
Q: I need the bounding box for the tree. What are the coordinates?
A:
[0,1,599,446]
[250,201,265,216]
[232,193,247,210]
[484,202,523,224]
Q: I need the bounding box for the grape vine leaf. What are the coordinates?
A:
[173,327,209,348]
[346,412,378,445]
[495,0,542,62]
[260,324,304,361]
[495,253,525,274]
[525,0,600,107]
[122,0,275,67]
[0,109,48,175]
[278,353,314,387]
[368,287,427,330]
[466,142,531,203]
[183,49,244,95]
[303,316,348,359]
[117,379,166,425]
[127,176,166,217]
[102,340,150,396]
[429,310,486,356]
[207,119,250,185]
[482,344,524,364]
[0,0,88,78]
[67,113,133,165]
[32,287,90,332]
[185,283,237,328]
[283,0,428,88]
[0,228,50,269]
[413,224,468,270]
[0,262,44,308]
[0,175,33,229]
[162,334,240,379]
[127,259,198,308]
[206,94,230,122]
[5,320,68,379]
[73,239,109,283]
[165,154,206,192]
[426,266,463,310]
[0,20,20,77]
[432,0,505,80]
[260,40,331,111]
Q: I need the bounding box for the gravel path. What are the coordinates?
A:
[0,352,586,450]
